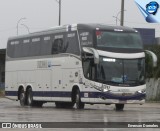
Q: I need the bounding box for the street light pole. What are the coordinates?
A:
[17,17,26,35]
[113,11,122,25]
[59,0,61,26]
[21,24,30,34]
[113,10,126,25]
[55,0,61,26]
[120,0,125,26]
[113,16,121,25]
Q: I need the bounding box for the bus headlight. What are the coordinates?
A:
[93,84,110,92]
[102,84,110,92]
[137,89,146,94]
[103,88,109,92]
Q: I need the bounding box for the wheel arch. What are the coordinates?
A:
[26,85,32,92]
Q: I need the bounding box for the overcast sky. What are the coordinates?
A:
[0,0,159,49]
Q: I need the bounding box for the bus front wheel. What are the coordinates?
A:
[75,89,85,109]
[115,104,124,111]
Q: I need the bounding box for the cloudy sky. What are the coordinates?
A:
[0,0,159,49]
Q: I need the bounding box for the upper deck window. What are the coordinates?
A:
[10,41,19,45]
[96,31,143,49]
[23,39,30,43]
[32,38,40,42]
[44,36,50,41]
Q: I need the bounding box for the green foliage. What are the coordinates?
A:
[0,89,4,97]
[145,53,154,78]
[145,45,160,78]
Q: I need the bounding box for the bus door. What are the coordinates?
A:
[82,56,96,103]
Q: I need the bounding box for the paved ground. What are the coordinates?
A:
[0,97,160,131]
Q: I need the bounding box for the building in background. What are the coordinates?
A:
[135,28,155,45]
[155,37,160,45]
[0,49,5,89]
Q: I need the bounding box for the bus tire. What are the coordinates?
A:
[75,89,85,109]
[26,88,43,107]
[115,104,124,111]
[26,88,34,106]
[19,89,26,106]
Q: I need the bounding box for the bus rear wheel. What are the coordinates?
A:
[115,104,124,111]
[26,88,43,107]
[19,90,26,106]
[75,89,85,109]
[26,88,34,106]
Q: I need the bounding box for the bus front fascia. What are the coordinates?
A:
[82,47,158,68]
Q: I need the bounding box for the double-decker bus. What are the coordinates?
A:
[5,24,157,110]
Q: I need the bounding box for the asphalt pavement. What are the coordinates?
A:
[0,97,160,131]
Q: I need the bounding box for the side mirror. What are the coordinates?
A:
[145,50,157,67]
[82,47,99,64]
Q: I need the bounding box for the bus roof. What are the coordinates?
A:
[8,23,137,40]
[77,23,137,32]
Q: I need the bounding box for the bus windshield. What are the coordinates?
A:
[96,57,145,86]
[96,31,143,49]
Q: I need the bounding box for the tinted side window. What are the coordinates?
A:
[41,35,52,55]
[51,34,65,54]
[30,37,41,56]
[52,39,64,54]
[65,32,80,55]
[7,41,15,58]
[7,33,68,58]
[22,39,30,57]
[7,40,23,58]
[14,40,22,58]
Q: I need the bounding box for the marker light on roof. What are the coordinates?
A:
[114,29,123,32]
[103,58,116,62]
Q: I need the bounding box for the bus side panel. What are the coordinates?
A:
[35,69,52,101]
[51,66,62,101]
[5,62,18,100]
